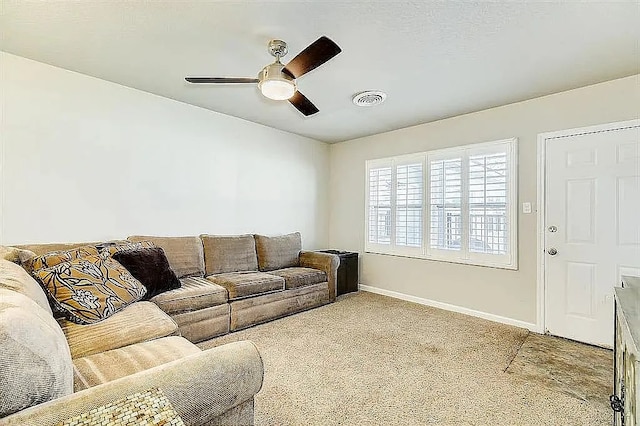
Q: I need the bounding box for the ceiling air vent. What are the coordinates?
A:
[352,91,387,107]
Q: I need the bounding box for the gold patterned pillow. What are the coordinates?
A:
[101,241,156,256]
[25,245,100,274]
[34,253,147,324]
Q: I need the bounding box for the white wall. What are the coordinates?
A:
[0,53,330,248]
[329,74,640,327]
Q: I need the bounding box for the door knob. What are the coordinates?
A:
[547,248,558,256]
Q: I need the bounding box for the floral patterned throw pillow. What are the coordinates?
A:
[25,245,100,274]
[34,253,147,324]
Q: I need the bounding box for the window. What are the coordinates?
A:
[365,138,518,269]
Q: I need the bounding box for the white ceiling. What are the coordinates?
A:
[1,1,639,143]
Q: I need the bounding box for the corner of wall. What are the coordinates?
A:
[326,143,334,248]
[0,105,4,246]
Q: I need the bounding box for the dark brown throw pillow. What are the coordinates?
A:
[112,247,181,300]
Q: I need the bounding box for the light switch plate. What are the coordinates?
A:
[522,202,532,214]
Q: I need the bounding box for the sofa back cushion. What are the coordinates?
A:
[0,259,52,315]
[0,289,73,418]
[101,240,156,256]
[14,242,100,256]
[200,234,258,275]
[128,236,205,278]
[0,245,36,265]
[254,232,302,271]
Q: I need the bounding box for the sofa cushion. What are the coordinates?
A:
[59,301,179,358]
[151,277,228,315]
[24,245,99,273]
[101,240,156,256]
[14,242,100,256]
[113,247,181,299]
[171,304,230,343]
[34,254,147,324]
[229,282,329,331]
[200,234,258,275]
[0,245,36,265]
[208,271,284,300]
[0,259,52,315]
[128,236,205,278]
[270,267,327,290]
[73,336,200,391]
[0,289,73,418]
[254,232,301,271]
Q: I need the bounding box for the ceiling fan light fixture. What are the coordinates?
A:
[258,63,297,101]
[260,79,296,100]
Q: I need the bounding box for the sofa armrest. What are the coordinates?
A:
[299,251,340,301]
[0,341,264,426]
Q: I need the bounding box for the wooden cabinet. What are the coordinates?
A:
[613,276,640,426]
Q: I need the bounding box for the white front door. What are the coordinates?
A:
[545,124,640,348]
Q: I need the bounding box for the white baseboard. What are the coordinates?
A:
[359,284,541,332]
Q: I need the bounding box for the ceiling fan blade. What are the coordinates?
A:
[289,91,319,116]
[282,36,341,79]
[185,77,259,84]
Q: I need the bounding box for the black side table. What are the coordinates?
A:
[318,250,358,296]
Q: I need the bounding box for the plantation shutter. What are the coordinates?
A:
[368,166,392,244]
[366,138,516,269]
[468,151,509,255]
[429,158,462,251]
[395,163,423,247]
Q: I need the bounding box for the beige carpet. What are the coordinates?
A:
[199,291,611,425]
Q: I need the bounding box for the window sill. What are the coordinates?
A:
[364,249,518,271]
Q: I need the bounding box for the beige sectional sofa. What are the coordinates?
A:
[126,232,338,342]
[0,232,339,425]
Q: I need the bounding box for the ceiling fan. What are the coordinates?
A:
[185,36,341,116]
